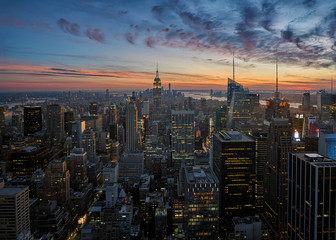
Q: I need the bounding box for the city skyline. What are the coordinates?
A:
[1,0,336,92]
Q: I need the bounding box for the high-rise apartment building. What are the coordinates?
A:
[24,106,42,136]
[46,104,65,138]
[288,153,336,239]
[0,186,30,240]
[213,131,256,231]
[171,110,195,167]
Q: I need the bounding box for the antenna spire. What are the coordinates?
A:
[156,62,159,78]
[275,54,279,100]
[233,52,235,82]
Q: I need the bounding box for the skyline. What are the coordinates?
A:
[1,0,336,92]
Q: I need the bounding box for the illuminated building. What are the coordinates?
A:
[81,115,103,132]
[69,148,89,191]
[215,106,227,132]
[226,78,251,130]
[213,131,256,231]
[228,216,270,240]
[9,146,50,177]
[126,98,140,151]
[318,132,336,160]
[184,166,219,239]
[287,153,336,239]
[82,128,97,163]
[249,131,267,211]
[155,205,168,240]
[291,114,304,139]
[23,106,42,136]
[89,102,98,115]
[0,186,30,240]
[264,118,292,239]
[46,104,65,139]
[109,104,118,141]
[171,110,195,168]
[153,66,162,113]
[265,62,290,122]
[226,55,257,130]
[171,198,184,234]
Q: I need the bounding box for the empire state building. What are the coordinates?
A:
[153,66,162,111]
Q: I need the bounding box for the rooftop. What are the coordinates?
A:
[0,186,28,196]
[216,131,254,142]
[185,166,218,184]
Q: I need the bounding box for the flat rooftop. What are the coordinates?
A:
[216,131,254,142]
[185,166,218,184]
[0,186,28,196]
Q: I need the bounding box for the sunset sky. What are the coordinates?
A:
[1,0,336,92]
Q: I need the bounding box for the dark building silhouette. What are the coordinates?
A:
[24,106,42,136]
[46,104,65,139]
[264,118,292,239]
[288,153,336,239]
[213,131,256,232]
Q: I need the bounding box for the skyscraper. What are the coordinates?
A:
[213,131,256,232]
[287,153,336,239]
[249,131,267,211]
[89,102,98,115]
[24,106,42,136]
[226,55,255,129]
[46,104,65,139]
[126,98,139,151]
[0,186,30,240]
[109,104,118,141]
[153,65,162,113]
[264,118,292,238]
[184,166,219,239]
[171,110,195,167]
[82,128,97,163]
[264,62,290,121]
[69,148,89,191]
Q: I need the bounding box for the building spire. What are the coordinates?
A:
[275,55,279,100]
[156,62,159,79]
[233,52,235,82]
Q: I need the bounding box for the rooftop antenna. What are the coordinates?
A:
[331,76,333,94]
[233,51,235,82]
[156,62,159,78]
[275,52,280,100]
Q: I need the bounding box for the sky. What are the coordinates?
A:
[0,0,336,92]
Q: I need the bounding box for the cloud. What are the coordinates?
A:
[125,32,137,44]
[86,27,105,43]
[57,18,81,36]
